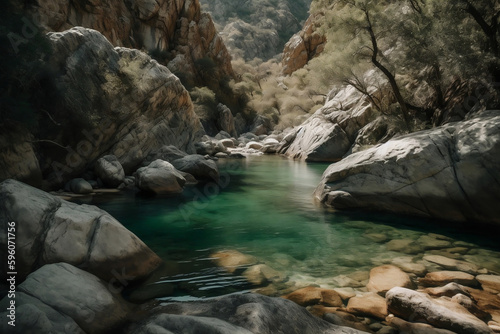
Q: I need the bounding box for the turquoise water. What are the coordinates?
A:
[89,155,500,301]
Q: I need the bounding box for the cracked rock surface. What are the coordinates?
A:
[0,179,162,281]
[314,110,500,225]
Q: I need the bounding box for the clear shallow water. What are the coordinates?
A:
[89,155,500,300]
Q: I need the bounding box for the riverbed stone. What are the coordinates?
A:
[323,310,373,333]
[417,235,453,250]
[346,292,388,320]
[135,159,186,194]
[423,255,480,274]
[243,264,285,285]
[367,265,413,295]
[391,257,428,276]
[386,316,457,334]
[423,282,471,298]
[211,250,258,274]
[418,271,478,287]
[477,275,500,294]
[386,239,423,254]
[464,287,500,323]
[386,287,491,334]
[94,155,125,188]
[282,286,343,307]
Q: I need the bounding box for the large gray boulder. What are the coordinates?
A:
[94,155,125,188]
[386,287,491,334]
[0,179,162,281]
[0,263,131,334]
[285,85,375,161]
[315,111,500,225]
[171,155,219,182]
[127,293,369,334]
[27,27,203,188]
[135,160,186,194]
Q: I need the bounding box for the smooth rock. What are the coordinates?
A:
[242,264,286,285]
[323,310,373,333]
[0,179,161,281]
[346,292,388,320]
[391,257,428,276]
[0,263,131,334]
[64,178,93,194]
[140,293,369,334]
[314,111,500,225]
[283,286,343,307]
[171,155,219,182]
[386,287,491,334]
[211,250,257,274]
[424,255,480,274]
[367,265,413,295]
[94,155,125,188]
[417,235,453,250]
[386,239,423,254]
[477,275,500,294]
[418,271,478,287]
[386,316,457,334]
[423,282,472,298]
[135,160,186,194]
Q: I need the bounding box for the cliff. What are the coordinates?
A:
[16,0,235,94]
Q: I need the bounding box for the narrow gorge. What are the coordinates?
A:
[1,1,500,334]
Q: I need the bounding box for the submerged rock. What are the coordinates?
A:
[135,160,186,194]
[418,271,478,287]
[366,265,413,295]
[64,178,94,194]
[0,179,162,281]
[315,111,500,225]
[282,286,343,307]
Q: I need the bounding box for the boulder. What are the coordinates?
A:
[246,141,264,150]
[211,250,258,274]
[242,264,285,285]
[391,257,427,276]
[94,155,125,188]
[64,178,93,194]
[171,155,219,182]
[314,111,500,225]
[424,282,472,298]
[0,263,131,334]
[219,138,236,148]
[282,286,343,307]
[366,265,414,295]
[423,255,480,274]
[285,85,375,161]
[386,239,424,254]
[135,160,186,194]
[418,271,478,287]
[0,179,162,281]
[386,287,491,334]
[386,316,457,334]
[346,292,388,320]
[129,293,369,334]
[477,275,500,294]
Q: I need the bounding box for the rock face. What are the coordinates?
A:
[135,159,186,194]
[0,263,131,334]
[386,287,492,334]
[314,111,500,225]
[21,0,234,90]
[0,179,162,281]
[201,0,311,60]
[38,27,203,187]
[282,13,326,75]
[127,293,369,334]
[284,85,378,161]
